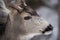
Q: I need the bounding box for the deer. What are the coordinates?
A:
[0,0,53,40]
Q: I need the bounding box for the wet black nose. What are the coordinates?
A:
[42,24,53,33]
[45,24,53,31]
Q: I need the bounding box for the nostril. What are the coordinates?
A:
[42,24,53,33]
[47,24,53,30]
[45,24,53,31]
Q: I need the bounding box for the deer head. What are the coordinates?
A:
[0,0,53,40]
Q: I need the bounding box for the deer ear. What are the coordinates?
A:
[0,0,10,23]
[16,0,27,6]
[0,0,6,9]
[0,0,10,14]
[8,0,27,13]
[10,0,27,7]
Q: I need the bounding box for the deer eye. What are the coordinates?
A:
[24,16,32,20]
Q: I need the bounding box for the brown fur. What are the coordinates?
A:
[0,0,53,40]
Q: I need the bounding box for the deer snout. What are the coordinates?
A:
[42,24,53,34]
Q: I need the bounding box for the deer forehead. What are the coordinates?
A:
[20,12,31,17]
[9,8,31,17]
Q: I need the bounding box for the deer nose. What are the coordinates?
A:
[42,24,53,33]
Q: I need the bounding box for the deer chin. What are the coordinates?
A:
[19,33,42,40]
[43,31,53,35]
[19,31,53,40]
